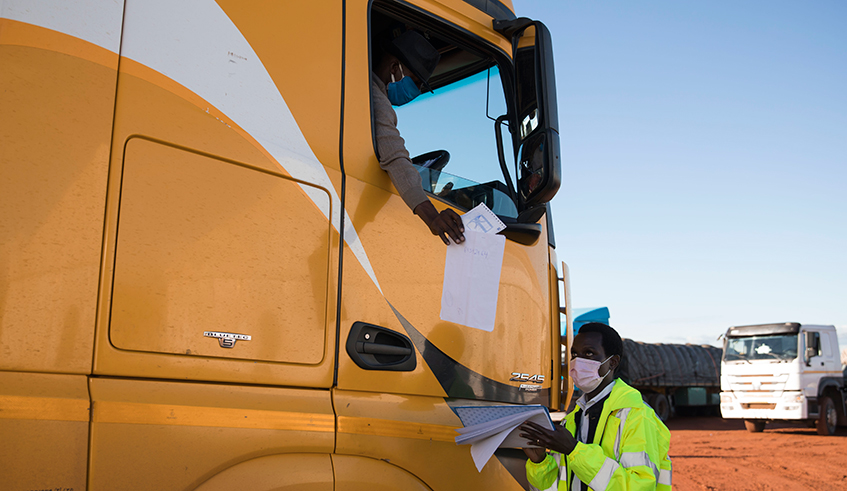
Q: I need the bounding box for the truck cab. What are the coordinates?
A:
[720,323,846,435]
[1,0,568,489]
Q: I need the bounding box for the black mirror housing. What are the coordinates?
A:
[518,127,560,204]
[496,18,561,214]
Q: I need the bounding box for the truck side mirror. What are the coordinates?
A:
[804,347,815,366]
[803,331,816,366]
[494,18,561,221]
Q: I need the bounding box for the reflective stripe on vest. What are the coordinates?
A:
[587,457,620,491]
[659,468,672,486]
[620,451,659,481]
[613,407,632,460]
[556,453,565,484]
[659,457,672,486]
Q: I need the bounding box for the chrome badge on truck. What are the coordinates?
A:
[204,331,251,348]
[510,372,544,392]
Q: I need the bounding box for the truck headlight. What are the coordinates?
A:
[720,394,733,404]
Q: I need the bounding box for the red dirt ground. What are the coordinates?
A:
[666,416,847,490]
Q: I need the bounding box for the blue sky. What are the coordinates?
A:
[514,1,846,347]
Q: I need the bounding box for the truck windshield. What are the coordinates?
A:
[724,334,799,362]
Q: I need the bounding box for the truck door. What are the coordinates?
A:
[334,2,559,488]
[1,2,123,490]
[90,1,342,489]
[802,330,825,398]
[821,330,840,374]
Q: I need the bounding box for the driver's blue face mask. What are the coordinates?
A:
[386,66,421,106]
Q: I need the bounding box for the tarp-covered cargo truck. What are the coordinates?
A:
[619,339,723,421]
[1,1,568,489]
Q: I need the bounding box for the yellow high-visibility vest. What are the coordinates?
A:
[527,379,673,491]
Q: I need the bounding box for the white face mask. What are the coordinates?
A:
[569,355,614,393]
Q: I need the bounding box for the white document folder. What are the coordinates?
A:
[453,405,554,472]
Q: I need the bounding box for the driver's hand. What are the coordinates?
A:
[414,200,465,245]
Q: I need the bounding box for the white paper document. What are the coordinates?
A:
[453,405,554,472]
[440,229,506,332]
[461,203,506,235]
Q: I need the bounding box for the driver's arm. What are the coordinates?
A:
[371,75,428,210]
[371,75,464,244]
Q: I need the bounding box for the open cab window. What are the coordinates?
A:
[370,3,560,230]
[370,6,519,219]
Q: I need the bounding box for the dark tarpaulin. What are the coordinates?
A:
[618,339,722,388]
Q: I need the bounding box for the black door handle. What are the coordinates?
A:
[346,322,416,371]
[357,342,412,356]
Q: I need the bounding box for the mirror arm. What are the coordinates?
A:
[494,115,517,202]
[493,17,534,39]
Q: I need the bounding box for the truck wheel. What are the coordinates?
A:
[744,420,766,432]
[816,396,837,436]
[649,394,671,422]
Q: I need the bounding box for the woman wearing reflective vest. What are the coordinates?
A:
[520,323,672,491]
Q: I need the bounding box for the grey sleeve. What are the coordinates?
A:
[371,81,429,211]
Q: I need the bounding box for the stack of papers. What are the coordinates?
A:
[453,405,554,472]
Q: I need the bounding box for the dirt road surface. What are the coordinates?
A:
[667,416,847,490]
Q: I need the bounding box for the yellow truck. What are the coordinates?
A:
[1,0,567,489]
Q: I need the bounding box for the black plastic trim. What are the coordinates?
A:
[818,378,845,398]
[726,323,802,337]
[367,0,379,163]
[462,0,517,21]
[499,222,541,245]
[495,449,533,490]
[807,397,819,416]
[545,202,555,248]
[388,303,547,404]
[332,0,348,387]
[494,114,517,202]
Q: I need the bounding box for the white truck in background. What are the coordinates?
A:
[720,323,847,435]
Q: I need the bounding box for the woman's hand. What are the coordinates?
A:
[519,420,578,457]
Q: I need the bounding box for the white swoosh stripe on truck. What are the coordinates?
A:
[2,0,383,294]
[121,0,382,293]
